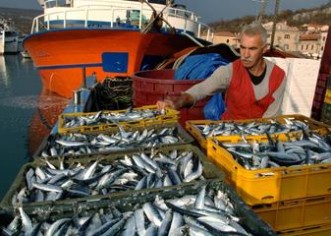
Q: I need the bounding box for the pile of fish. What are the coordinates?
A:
[216,132,331,170]
[62,108,166,129]
[40,126,184,157]
[194,118,310,137]
[12,149,204,204]
[2,184,264,236]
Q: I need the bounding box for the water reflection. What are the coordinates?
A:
[28,88,69,156]
[0,55,69,200]
[0,56,9,88]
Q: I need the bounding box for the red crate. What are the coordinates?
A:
[132,69,208,126]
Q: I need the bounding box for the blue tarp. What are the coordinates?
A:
[174,53,229,80]
[174,53,229,120]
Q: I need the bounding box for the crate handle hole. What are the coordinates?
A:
[261,195,274,201]
[306,196,326,203]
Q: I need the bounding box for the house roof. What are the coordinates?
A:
[300,34,320,41]
[214,31,235,37]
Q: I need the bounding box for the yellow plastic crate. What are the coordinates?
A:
[58,105,179,134]
[279,223,331,236]
[279,114,330,135]
[34,123,194,159]
[322,103,331,125]
[324,89,331,104]
[186,114,330,150]
[207,135,331,206]
[253,195,331,232]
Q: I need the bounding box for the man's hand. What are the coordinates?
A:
[156,97,176,110]
[156,93,194,111]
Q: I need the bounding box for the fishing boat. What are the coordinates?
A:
[17,35,28,53]
[23,0,214,98]
[0,29,19,55]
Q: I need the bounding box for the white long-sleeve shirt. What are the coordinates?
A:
[185,59,286,118]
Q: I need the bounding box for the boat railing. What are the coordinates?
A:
[45,0,69,8]
[198,23,214,42]
[31,3,214,41]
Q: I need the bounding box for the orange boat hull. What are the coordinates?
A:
[24,29,198,98]
[28,87,69,156]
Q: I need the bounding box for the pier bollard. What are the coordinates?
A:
[73,90,81,105]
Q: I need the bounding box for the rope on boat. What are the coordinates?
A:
[140,0,175,34]
[37,107,53,130]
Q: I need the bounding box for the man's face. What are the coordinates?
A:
[239,34,267,69]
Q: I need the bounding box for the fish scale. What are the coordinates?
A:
[41,127,183,158]
[196,119,309,138]
[217,132,331,169]
[63,109,162,129]
[12,149,205,205]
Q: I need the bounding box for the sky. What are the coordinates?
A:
[0,0,330,23]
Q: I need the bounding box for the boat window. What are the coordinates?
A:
[4,31,18,37]
[149,0,167,4]
[170,4,190,18]
[45,0,68,8]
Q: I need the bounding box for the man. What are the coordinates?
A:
[157,22,286,120]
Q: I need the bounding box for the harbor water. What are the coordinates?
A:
[0,55,69,200]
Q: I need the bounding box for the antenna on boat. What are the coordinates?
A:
[257,0,268,22]
[140,0,175,34]
[270,0,280,51]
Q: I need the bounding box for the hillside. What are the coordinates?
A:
[209,2,331,33]
[0,7,42,34]
[1,2,331,35]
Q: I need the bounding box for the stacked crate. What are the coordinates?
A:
[0,181,276,236]
[186,115,331,235]
[57,105,179,134]
[34,105,192,159]
[311,73,330,121]
[0,105,276,235]
[186,114,330,152]
[1,144,223,211]
[321,75,331,125]
[132,69,209,126]
[311,26,331,122]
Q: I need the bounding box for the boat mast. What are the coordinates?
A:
[270,0,280,51]
[140,0,175,33]
[257,0,268,22]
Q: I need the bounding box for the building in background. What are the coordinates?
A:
[211,21,329,60]
[298,24,329,59]
[263,21,300,52]
[212,31,237,47]
[298,33,321,58]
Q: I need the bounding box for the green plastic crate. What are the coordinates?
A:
[0,181,276,236]
[1,144,224,214]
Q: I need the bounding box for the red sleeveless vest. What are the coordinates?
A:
[222,59,285,120]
